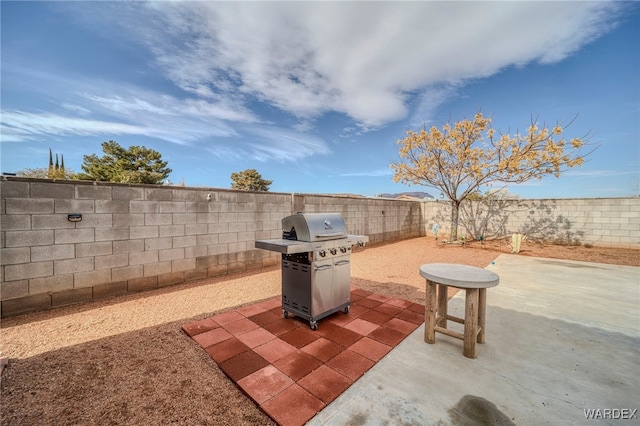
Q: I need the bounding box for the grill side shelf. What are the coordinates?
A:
[255,235,369,254]
[254,239,316,254]
[344,234,370,246]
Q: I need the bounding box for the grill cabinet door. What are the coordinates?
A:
[311,258,334,315]
[311,256,350,316]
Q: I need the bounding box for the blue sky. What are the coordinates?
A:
[1,1,638,199]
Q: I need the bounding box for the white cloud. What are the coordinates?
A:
[339,169,393,178]
[0,63,259,143]
[61,103,92,116]
[139,1,621,127]
[203,125,331,163]
[564,169,640,177]
[0,89,244,145]
[2,1,625,164]
[0,110,146,143]
[80,90,254,143]
[244,126,331,162]
[410,84,462,128]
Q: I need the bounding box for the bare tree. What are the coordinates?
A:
[391,113,594,241]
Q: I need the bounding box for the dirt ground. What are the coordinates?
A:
[1,237,638,425]
[455,237,640,267]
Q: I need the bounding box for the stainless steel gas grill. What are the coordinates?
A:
[255,212,368,330]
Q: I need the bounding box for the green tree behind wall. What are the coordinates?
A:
[230,169,272,191]
[76,141,172,184]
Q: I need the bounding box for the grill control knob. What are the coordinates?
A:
[330,248,337,255]
[319,250,327,257]
[340,247,347,253]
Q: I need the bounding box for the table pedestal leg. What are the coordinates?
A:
[477,288,487,343]
[463,288,479,358]
[437,284,448,328]
[424,280,436,343]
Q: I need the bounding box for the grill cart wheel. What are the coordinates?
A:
[283,310,289,318]
[310,321,318,330]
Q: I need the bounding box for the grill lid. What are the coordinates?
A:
[282,213,347,242]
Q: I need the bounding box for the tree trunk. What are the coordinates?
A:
[450,200,461,242]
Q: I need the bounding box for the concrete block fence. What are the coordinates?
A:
[1,177,638,317]
[0,179,424,316]
[424,197,640,248]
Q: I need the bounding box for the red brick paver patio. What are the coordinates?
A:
[182,288,424,426]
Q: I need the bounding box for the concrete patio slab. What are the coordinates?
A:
[308,254,640,425]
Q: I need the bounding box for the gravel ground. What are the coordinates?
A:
[1,237,638,425]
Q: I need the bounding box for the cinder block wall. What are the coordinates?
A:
[2,177,637,317]
[0,178,424,316]
[291,194,423,244]
[421,197,640,248]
